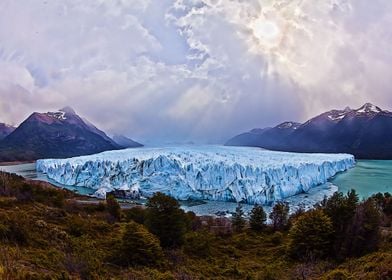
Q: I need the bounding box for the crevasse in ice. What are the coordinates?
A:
[36,146,355,204]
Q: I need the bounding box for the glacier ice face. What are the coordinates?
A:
[36,146,355,204]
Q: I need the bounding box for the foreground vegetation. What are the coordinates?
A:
[0,172,391,279]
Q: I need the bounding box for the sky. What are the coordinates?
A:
[0,0,392,144]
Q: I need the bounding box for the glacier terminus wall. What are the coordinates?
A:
[36,146,355,205]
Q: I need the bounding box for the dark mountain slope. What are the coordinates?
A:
[0,107,123,161]
[226,103,392,159]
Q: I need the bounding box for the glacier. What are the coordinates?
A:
[36,146,355,205]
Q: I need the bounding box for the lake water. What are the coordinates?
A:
[1,160,391,215]
[330,160,392,198]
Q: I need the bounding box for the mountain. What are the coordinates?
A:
[0,123,15,140]
[112,134,143,148]
[226,103,392,159]
[0,107,125,161]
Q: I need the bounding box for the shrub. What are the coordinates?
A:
[123,206,146,224]
[116,221,164,266]
[106,194,121,222]
[322,269,351,280]
[66,215,88,237]
[288,209,333,260]
[270,231,284,245]
[183,230,213,257]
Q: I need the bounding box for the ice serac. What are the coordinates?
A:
[36,146,355,204]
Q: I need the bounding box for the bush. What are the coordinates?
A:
[116,221,164,266]
[270,231,284,245]
[123,206,146,224]
[322,269,351,280]
[106,194,121,222]
[183,230,213,257]
[66,215,88,237]
[288,209,333,260]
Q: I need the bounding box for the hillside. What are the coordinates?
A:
[0,171,391,279]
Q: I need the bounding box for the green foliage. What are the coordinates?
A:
[343,198,381,257]
[106,194,121,222]
[66,215,88,237]
[232,204,246,232]
[321,269,351,280]
[249,204,267,232]
[288,209,333,260]
[0,171,390,279]
[372,192,392,216]
[319,190,359,258]
[145,192,187,248]
[184,230,214,257]
[270,231,284,245]
[123,206,146,224]
[269,202,290,231]
[116,221,164,266]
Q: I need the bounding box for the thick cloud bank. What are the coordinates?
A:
[0,0,391,143]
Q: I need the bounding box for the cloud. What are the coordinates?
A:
[0,0,391,143]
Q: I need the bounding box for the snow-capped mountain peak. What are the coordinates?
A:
[47,111,67,120]
[277,122,301,129]
[326,110,348,122]
[355,103,382,114]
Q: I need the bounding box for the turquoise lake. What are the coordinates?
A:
[330,160,392,198]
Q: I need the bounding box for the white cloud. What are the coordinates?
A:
[0,0,391,143]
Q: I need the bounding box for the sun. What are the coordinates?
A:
[251,18,281,48]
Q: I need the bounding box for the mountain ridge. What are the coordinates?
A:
[0,107,139,161]
[226,103,392,159]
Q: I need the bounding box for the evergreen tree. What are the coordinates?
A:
[288,209,333,260]
[269,202,289,231]
[145,192,187,248]
[319,190,359,258]
[249,205,267,231]
[343,198,381,257]
[232,204,246,232]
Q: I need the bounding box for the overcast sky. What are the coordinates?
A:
[0,0,392,144]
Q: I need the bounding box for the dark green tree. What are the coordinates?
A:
[249,205,267,231]
[288,209,333,260]
[318,190,358,258]
[269,202,290,231]
[106,194,121,222]
[144,192,187,248]
[117,221,164,266]
[232,204,246,232]
[343,198,381,257]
